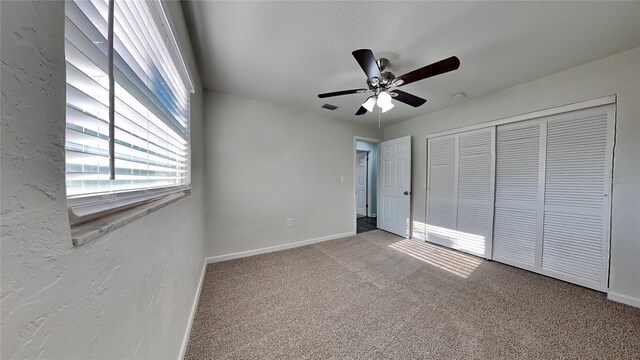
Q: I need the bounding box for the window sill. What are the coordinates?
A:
[71,190,190,247]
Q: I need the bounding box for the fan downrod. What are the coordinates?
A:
[376,58,390,71]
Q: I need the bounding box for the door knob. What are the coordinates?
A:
[404,191,410,196]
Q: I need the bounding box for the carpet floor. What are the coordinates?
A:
[185,230,640,359]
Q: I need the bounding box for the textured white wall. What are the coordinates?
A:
[204,92,382,257]
[384,48,640,301]
[0,1,206,359]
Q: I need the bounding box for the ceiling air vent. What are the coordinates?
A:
[322,104,338,111]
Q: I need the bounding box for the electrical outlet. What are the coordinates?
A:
[340,175,345,183]
[286,218,293,227]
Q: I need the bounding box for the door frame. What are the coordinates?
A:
[353,136,381,233]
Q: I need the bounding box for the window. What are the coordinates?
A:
[65,0,193,223]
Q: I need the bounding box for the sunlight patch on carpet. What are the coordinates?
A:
[389,238,482,278]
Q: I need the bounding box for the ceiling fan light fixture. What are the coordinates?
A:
[377,91,391,104]
[380,102,394,113]
[377,91,393,112]
[362,96,376,112]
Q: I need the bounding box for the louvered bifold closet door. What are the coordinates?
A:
[426,136,457,249]
[456,129,495,258]
[541,105,614,291]
[426,129,495,258]
[493,122,543,270]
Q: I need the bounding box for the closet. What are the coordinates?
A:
[426,103,615,291]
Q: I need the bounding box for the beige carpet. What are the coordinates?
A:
[185,230,640,359]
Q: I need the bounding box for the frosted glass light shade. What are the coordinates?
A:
[380,102,394,113]
[377,92,394,113]
[362,96,376,112]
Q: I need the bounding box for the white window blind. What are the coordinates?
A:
[65,0,192,201]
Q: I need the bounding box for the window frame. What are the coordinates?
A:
[65,0,194,227]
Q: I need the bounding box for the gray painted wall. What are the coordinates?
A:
[356,141,378,217]
[204,91,382,257]
[0,1,206,358]
[384,47,640,303]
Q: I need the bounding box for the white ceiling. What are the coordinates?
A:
[182,1,640,126]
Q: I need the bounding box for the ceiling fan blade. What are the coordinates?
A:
[391,90,427,107]
[318,88,367,98]
[352,49,382,82]
[355,106,367,115]
[395,56,460,87]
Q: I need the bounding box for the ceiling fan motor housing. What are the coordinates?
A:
[368,71,395,90]
[381,71,395,85]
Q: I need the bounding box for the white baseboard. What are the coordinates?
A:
[607,291,640,308]
[178,258,207,360]
[206,231,356,264]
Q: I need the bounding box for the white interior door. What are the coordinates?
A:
[378,136,411,237]
[356,151,368,217]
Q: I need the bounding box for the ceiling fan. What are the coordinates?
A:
[318,49,460,115]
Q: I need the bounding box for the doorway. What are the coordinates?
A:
[355,140,378,234]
